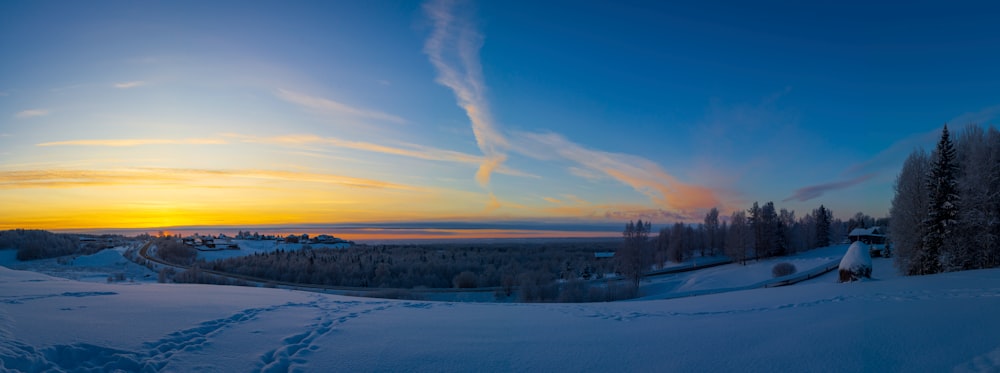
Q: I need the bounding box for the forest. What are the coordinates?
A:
[0,229,126,260]
[891,124,1000,275]
[185,240,634,302]
[163,202,884,302]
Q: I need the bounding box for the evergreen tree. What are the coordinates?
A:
[747,202,761,260]
[759,202,783,257]
[703,208,720,256]
[951,124,1000,270]
[667,222,687,263]
[919,124,960,275]
[814,205,832,248]
[725,211,751,265]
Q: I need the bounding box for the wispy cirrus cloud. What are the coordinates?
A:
[37,138,227,147]
[842,128,939,178]
[14,109,48,118]
[227,133,478,163]
[275,88,407,125]
[114,81,146,89]
[223,133,538,179]
[542,197,563,205]
[0,168,423,191]
[567,166,607,182]
[540,198,693,222]
[786,127,940,203]
[517,131,720,213]
[783,173,875,203]
[423,0,509,188]
[949,104,1000,126]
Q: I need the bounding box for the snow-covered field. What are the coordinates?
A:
[639,245,850,299]
[3,247,1000,372]
[0,246,158,283]
[196,240,349,262]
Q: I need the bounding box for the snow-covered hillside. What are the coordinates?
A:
[3,258,1000,371]
[0,246,157,283]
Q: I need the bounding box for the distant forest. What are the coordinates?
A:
[0,229,121,260]
[165,202,883,301]
[186,240,633,302]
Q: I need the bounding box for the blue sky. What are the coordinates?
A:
[2,0,999,230]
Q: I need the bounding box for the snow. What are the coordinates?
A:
[196,239,349,262]
[4,247,1000,372]
[839,241,873,273]
[639,245,848,299]
[0,247,157,283]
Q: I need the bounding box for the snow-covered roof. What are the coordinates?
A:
[848,227,885,237]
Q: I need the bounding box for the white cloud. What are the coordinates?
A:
[14,109,49,118]
[275,89,407,124]
[423,0,509,188]
[223,133,538,179]
[516,131,720,213]
[114,81,146,89]
[37,138,226,147]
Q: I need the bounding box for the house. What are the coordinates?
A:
[847,227,889,257]
[315,234,336,243]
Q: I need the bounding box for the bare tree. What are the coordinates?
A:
[619,220,651,290]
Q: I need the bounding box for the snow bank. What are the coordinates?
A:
[839,242,872,282]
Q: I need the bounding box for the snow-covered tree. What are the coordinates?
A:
[619,220,651,289]
[779,208,795,253]
[951,124,1000,270]
[890,149,930,275]
[726,211,752,264]
[667,222,687,263]
[703,208,720,256]
[813,205,832,248]
[747,202,761,260]
[757,202,784,258]
[920,125,960,275]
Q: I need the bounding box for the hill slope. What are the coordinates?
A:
[2,263,1000,372]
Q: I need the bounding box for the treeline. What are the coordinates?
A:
[891,124,1000,275]
[200,241,626,301]
[154,238,198,265]
[0,229,83,260]
[0,230,136,261]
[619,205,879,280]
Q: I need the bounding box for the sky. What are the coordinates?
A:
[2,0,999,232]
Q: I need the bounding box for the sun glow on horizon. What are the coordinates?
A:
[3,1,988,232]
